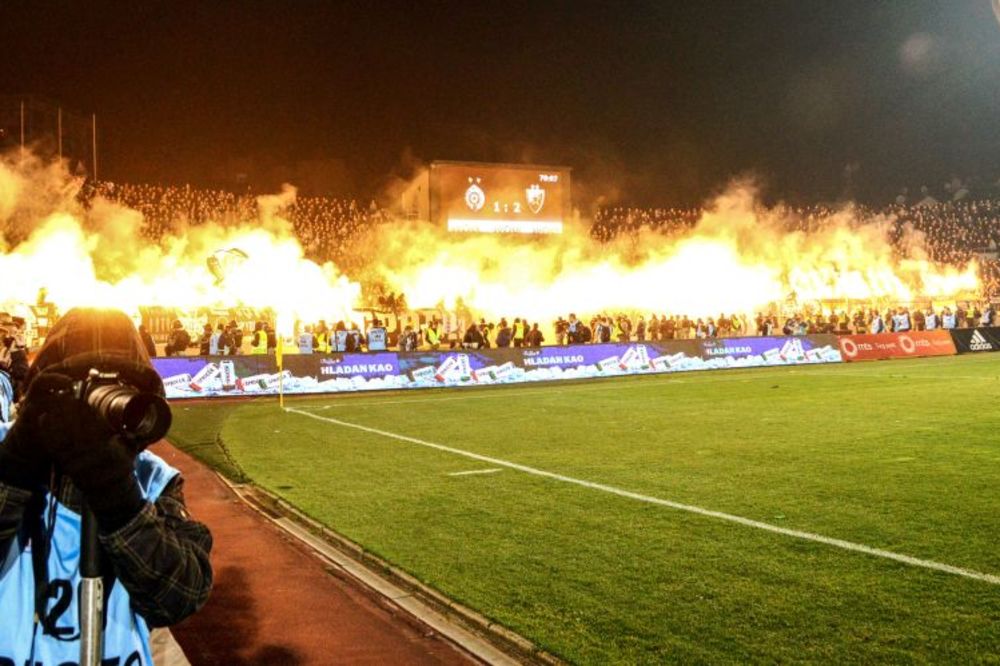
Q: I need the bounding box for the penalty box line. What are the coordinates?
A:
[284,407,1000,587]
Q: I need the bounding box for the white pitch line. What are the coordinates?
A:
[448,468,503,476]
[285,406,1000,586]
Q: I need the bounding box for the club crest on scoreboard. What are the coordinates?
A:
[465,177,485,211]
[526,184,545,214]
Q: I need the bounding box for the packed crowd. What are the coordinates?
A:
[596,198,1000,300]
[559,303,996,343]
[289,195,390,268]
[84,181,256,237]
[593,200,1000,259]
[80,181,391,265]
[590,206,703,241]
[78,181,1000,287]
[69,180,1000,355]
[155,299,997,357]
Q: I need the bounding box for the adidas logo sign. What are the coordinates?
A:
[969,330,994,352]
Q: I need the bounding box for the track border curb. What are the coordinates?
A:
[215,473,562,666]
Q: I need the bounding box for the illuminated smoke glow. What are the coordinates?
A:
[0,155,980,332]
[0,156,360,331]
[367,185,979,321]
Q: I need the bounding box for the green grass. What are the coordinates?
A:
[167,399,249,482]
[170,355,1000,664]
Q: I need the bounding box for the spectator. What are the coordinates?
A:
[165,321,191,356]
[209,323,224,355]
[218,323,235,355]
[512,318,526,347]
[198,324,213,356]
[526,323,544,347]
[424,320,442,350]
[138,324,157,357]
[495,319,512,348]
[554,316,568,346]
[400,325,419,351]
[462,323,485,349]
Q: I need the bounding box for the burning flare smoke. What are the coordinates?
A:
[0,156,360,331]
[0,155,980,333]
[368,185,979,321]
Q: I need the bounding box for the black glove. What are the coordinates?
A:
[56,431,145,533]
[0,373,70,490]
[23,372,145,532]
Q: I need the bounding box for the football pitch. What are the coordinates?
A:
[169,355,1000,664]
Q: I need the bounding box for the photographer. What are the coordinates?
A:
[566,314,580,344]
[399,324,419,352]
[138,324,157,358]
[0,308,213,664]
[164,320,191,356]
[1,320,30,388]
[554,316,568,346]
[462,322,484,349]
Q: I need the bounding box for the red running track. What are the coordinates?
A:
[155,441,474,665]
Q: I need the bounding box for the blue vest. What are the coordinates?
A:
[209,332,222,356]
[334,330,349,352]
[297,332,313,354]
[942,313,956,329]
[0,440,179,666]
[367,328,387,352]
[0,372,13,422]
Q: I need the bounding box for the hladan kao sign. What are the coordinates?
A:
[152,336,843,400]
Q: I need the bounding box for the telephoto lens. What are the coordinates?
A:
[81,371,172,446]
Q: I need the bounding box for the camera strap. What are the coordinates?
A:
[27,489,60,637]
[28,480,118,639]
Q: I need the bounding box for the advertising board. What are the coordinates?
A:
[153,336,843,400]
[948,327,1000,353]
[837,331,956,362]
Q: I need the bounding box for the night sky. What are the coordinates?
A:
[2,1,998,205]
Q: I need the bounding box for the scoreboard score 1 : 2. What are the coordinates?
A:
[430,161,571,235]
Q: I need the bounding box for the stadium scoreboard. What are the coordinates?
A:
[429,161,571,235]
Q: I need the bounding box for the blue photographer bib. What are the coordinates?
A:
[334,330,349,352]
[367,327,387,351]
[297,332,314,354]
[0,443,179,666]
[0,372,12,422]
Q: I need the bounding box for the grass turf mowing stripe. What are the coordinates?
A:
[291,355,998,412]
[285,405,1000,587]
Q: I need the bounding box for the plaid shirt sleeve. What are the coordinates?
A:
[0,481,32,554]
[99,475,213,628]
